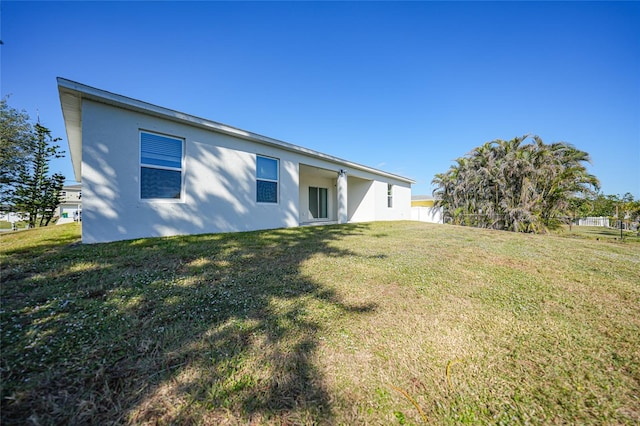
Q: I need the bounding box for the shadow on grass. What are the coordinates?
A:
[1,224,375,424]
[581,228,624,237]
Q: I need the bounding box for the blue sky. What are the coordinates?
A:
[2,1,639,198]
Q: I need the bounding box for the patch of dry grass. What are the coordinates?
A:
[1,221,639,424]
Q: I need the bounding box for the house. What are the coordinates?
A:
[57,78,414,244]
[411,194,436,208]
[411,195,442,224]
[56,183,82,224]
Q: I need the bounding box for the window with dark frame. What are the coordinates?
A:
[387,183,393,208]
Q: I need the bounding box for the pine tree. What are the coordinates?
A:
[12,123,66,227]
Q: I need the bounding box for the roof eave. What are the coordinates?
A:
[58,81,83,182]
[56,78,415,185]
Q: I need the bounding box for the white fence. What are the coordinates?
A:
[577,216,609,227]
[411,207,443,224]
[0,212,25,223]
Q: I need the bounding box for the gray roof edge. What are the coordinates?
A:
[56,78,415,184]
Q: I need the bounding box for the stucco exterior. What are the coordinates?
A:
[58,78,414,243]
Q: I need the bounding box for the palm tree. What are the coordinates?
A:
[536,142,599,229]
[432,135,600,233]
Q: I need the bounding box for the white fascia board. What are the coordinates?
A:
[58,81,83,182]
[56,78,415,185]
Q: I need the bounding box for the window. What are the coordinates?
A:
[309,187,328,219]
[387,183,393,208]
[256,155,278,203]
[140,131,183,199]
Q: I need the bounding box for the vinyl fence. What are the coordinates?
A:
[411,207,443,224]
[577,217,609,227]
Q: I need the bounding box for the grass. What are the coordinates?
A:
[1,221,639,425]
[0,221,29,230]
[557,225,640,243]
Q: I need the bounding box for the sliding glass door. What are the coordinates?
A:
[309,187,328,219]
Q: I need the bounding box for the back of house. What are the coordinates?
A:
[58,78,414,243]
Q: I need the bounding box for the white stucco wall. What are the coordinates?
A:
[380,181,412,222]
[347,175,411,223]
[79,99,413,243]
[81,100,302,243]
[347,176,375,222]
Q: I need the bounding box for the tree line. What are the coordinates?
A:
[1,99,66,227]
[571,192,640,224]
[432,135,602,233]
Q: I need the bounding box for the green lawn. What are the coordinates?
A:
[558,225,640,243]
[1,222,639,425]
[0,221,29,230]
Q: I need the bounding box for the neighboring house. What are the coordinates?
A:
[411,195,442,224]
[58,78,414,244]
[56,183,82,223]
